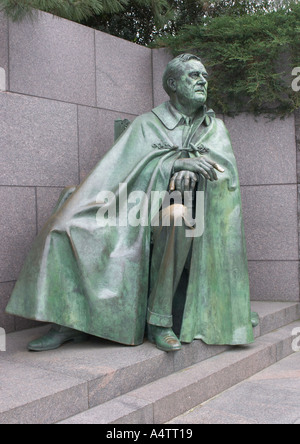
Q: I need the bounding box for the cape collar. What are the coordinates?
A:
[152,101,214,130]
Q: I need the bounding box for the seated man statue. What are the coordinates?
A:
[6,54,257,352]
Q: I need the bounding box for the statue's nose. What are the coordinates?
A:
[197,77,206,85]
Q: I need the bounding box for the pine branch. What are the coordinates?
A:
[0,0,128,22]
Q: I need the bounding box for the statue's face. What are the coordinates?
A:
[175,60,208,107]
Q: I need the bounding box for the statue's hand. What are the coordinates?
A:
[169,171,198,194]
[173,157,224,181]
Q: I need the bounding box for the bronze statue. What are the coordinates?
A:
[6,54,257,352]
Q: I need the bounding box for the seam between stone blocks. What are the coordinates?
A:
[151,50,155,109]
[4,89,140,118]
[295,110,300,300]
[7,15,10,92]
[93,29,97,109]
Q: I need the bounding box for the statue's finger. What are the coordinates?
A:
[200,162,218,181]
[196,166,211,181]
[169,174,177,191]
[175,172,184,191]
[184,172,191,192]
[204,158,225,172]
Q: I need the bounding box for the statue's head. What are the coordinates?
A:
[163,54,208,110]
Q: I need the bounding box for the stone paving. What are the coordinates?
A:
[169,352,300,424]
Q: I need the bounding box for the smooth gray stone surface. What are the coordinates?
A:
[0,304,298,424]
[152,48,173,108]
[251,301,300,336]
[249,261,300,302]
[36,187,65,232]
[0,93,78,187]
[59,331,288,425]
[95,31,153,115]
[59,395,153,424]
[9,12,96,106]
[0,187,36,282]
[129,340,278,424]
[241,184,298,261]
[169,352,300,424]
[78,106,137,181]
[225,113,296,186]
[0,359,88,424]
[2,326,174,408]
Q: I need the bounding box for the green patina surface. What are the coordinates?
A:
[6,101,254,346]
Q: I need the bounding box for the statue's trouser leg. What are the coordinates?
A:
[147,204,193,328]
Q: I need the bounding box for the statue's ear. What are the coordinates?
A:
[167,78,177,93]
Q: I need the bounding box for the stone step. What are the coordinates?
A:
[0,301,299,424]
[166,352,300,424]
[59,320,300,424]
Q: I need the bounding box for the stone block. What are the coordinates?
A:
[0,282,15,333]
[225,113,297,186]
[173,340,228,372]
[78,106,137,181]
[193,376,300,424]
[59,395,153,424]
[130,341,277,423]
[152,48,173,107]
[0,93,79,187]
[0,12,8,90]
[0,187,36,282]
[88,341,174,408]
[9,12,96,106]
[171,350,300,425]
[0,359,88,424]
[251,302,300,336]
[95,31,153,115]
[248,261,299,302]
[169,406,259,424]
[36,187,65,231]
[269,321,300,361]
[241,185,298,261]
[2,327,174,408]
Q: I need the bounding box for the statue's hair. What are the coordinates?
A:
[162,54,203,96]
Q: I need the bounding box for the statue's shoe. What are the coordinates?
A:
[28,325,89,352]
[147,325,182,352]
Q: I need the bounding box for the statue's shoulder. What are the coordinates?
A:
[212,115,230,133]
[207,116,232,146]
[130,111,157,128]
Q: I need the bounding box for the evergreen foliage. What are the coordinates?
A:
[82,0,172,45]
[0,0,128,22]
[1,0,299,116]
[156,1,300,116]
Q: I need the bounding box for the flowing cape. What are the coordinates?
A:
[6,104,254,346]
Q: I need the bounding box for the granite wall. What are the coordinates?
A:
[0,10,299,333]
